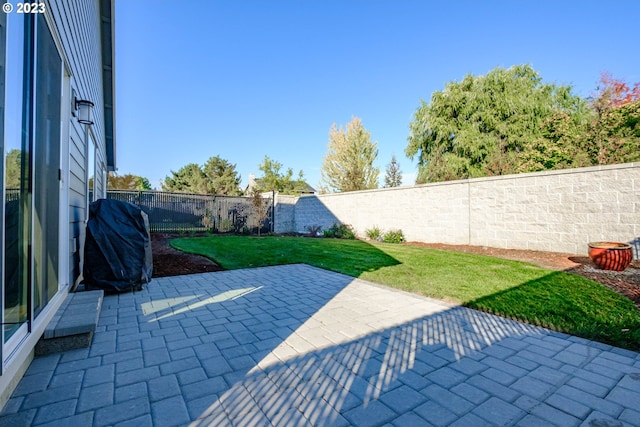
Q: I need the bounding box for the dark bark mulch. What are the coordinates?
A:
[151,233,223,277]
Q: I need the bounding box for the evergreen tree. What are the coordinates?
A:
[384,155,402,188]
[202,156,242,196]
[162,163,209,193]
[161,156,242,195]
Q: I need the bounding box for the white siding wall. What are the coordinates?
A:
[47,0,108,284]
[0,0,111,410]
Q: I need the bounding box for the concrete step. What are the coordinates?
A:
[35,290,103,356]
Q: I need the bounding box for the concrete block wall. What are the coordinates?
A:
[273,194,299,234]
[287,183,470,244]
[274,163,640,257]
[468,164,640,255]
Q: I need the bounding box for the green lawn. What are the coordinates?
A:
[170,235,640,350]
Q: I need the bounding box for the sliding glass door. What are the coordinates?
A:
[2,13,62,358]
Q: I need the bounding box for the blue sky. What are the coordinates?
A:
[115,0,640,190]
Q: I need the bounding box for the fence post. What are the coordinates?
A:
[271,190,275,233]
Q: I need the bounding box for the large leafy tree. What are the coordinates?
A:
[586,73,640,165]
[321,117,380,192]
[517,109,592,172]
[591,72,640,111]
[406,64,590,183]
[106,172,152,190]
[202,156,242,196]
[588,100,640,165]
[255,156,307,195]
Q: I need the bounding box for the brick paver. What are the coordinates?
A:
[1,264,639,426]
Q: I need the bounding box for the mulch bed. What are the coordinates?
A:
[150,234,640,309]
[151,233,223,277]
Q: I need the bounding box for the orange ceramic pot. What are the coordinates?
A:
[588,242,633,271]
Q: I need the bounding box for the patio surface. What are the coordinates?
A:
[1,264,640,426]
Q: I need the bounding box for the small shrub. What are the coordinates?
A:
[229,203,249,234]
[202,210,214,230]
[220,219,233,233]
[382,229,405,244]
[305,224,323,237]
[323,223,355,239]
[365,226,382,241]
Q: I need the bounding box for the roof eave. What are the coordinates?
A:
[100,0,116,171]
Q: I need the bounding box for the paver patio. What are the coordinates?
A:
[1,264,639,426]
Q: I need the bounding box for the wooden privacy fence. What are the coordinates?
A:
[105,190,273,234]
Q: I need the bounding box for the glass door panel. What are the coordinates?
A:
[33,14,61,316]
[3,14,29,342]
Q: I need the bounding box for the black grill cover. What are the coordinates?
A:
[84,198,152,292]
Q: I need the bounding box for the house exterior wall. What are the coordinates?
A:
[51,0,110,285]
[0,0,114,410]
[276,163,640,257]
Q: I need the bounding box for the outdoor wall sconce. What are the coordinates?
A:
[75,98,95,125]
